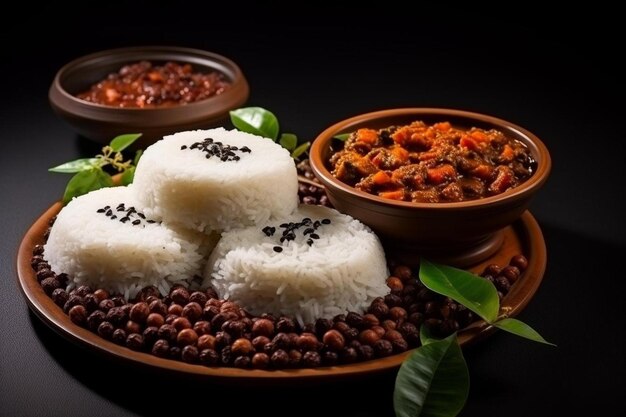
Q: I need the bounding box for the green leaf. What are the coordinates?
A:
[109,133,142,152]
[121,166,135,186]
[279,133,298,151]
[494,318,556,346]
[49,158,99,173]
[333,133,351,141]
[133,149,143,165]
[291,141,310,159]
[394,333,469,417]
[419,259,499,323]
[62,169,113,204]
[420,325,439,346]
[230,107,279,140]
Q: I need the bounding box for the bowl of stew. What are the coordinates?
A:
[49,46,249,147]
[309,108,551,267]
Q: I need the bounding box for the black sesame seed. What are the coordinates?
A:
[310,234,320,239]
[105,209,112,216]
[322,219,331,224]
[181,145,188,150]
[110,215,117,220]
[97,209,105,213]
[137,213,146,219]
[303,228,314,235]
[147,220,156,224]
[313,221,321,228]
[273,246,283,253]
[120,217,130,223]
[132,220,141,225]
[104,206,110,210]
[307,239,313,246]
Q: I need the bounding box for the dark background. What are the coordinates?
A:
[1,4,624,416]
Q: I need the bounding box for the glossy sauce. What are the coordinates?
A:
[329,121,536,203]
[76,61,230,108]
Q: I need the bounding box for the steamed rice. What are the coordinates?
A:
[132,128,299,233]
[44,186,213,299]
[204,205,389,324]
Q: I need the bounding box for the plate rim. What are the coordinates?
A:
[17,203,546,381]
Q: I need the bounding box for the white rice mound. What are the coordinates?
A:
[132,128,299,233]
[44,186,212,299]
[204,205,389,324]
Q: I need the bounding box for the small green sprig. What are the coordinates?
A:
[49,133,142,204]
[229,107,310,159]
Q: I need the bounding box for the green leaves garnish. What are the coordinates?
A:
[62,169,113,204]
[230,107,280,140]
[394,333,469,417]
[419,259,499,322]
[50,133,142,204]
[419,259,553,344]
[493,318,556,346]
[229,107,311,160]
[333,133,351,141]
[109,133,142,152]
[396,260,555,416]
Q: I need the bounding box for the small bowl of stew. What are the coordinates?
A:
[309,108,551,267]
[49,46,249,147]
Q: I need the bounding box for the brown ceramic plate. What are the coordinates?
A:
[17,201,546,382]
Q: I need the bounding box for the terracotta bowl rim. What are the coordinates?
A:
[309,107,551,211]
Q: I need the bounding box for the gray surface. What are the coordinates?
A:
[1,7,624,416]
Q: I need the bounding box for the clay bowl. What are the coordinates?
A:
[309,108,551,267]
[49,46,249,148]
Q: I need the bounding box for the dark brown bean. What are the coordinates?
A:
[501,265,521,283]
[68,305,87,326]
[189,291,208,306]
[359,329,380,346]
[149,299,168,315]
[215,332,232,350]
[252,336,270,351]
[129,302,150,323]
[177,328,199,346]
[373,339,393,357]
[126,333,144,351]
[172,317,192,331]
[97,321,114,339]
[182,302,203,322]
[483,264,502,277]
[157,324,177,343]
[168,303,183,316]
[199,348,219,365]
[296,333,319,351]
[346,312,366,329]
[36,268,55,281]
[93,289,109,303]
[74,285,92,297]
[193,320,211,335]
[99,299,115,312]
[169,346,182,359]
[106,306,127,326]
[197,334,216,351]
[510,254,528,271]
[393,265,412,281]
[51,288,69,307]
[358,344,375,361]
[251,352,270,369]
[302,351,321,367]
[323,330,345,351]
[87,310,106,331]
[231,338,254,356]
[386,277,404,291]
[171,287,190,305]
[314,318,333,337]
[322,350,339,365]
[142,326,159,346]
[389,306,407,321]
[41,277,60,296]
[146,313,165,328]
[234,355,251,368]
[181,345,199,363]
[391,338,409,353]
[270,349,289,367]
[276,317,296,333]
[494,276,512,293]
[368,302,389,319]
[340,347,358,363]
[288,349,302,366]
[112,329,127,345]
[152,339,170,357]
[125,320,141,335]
